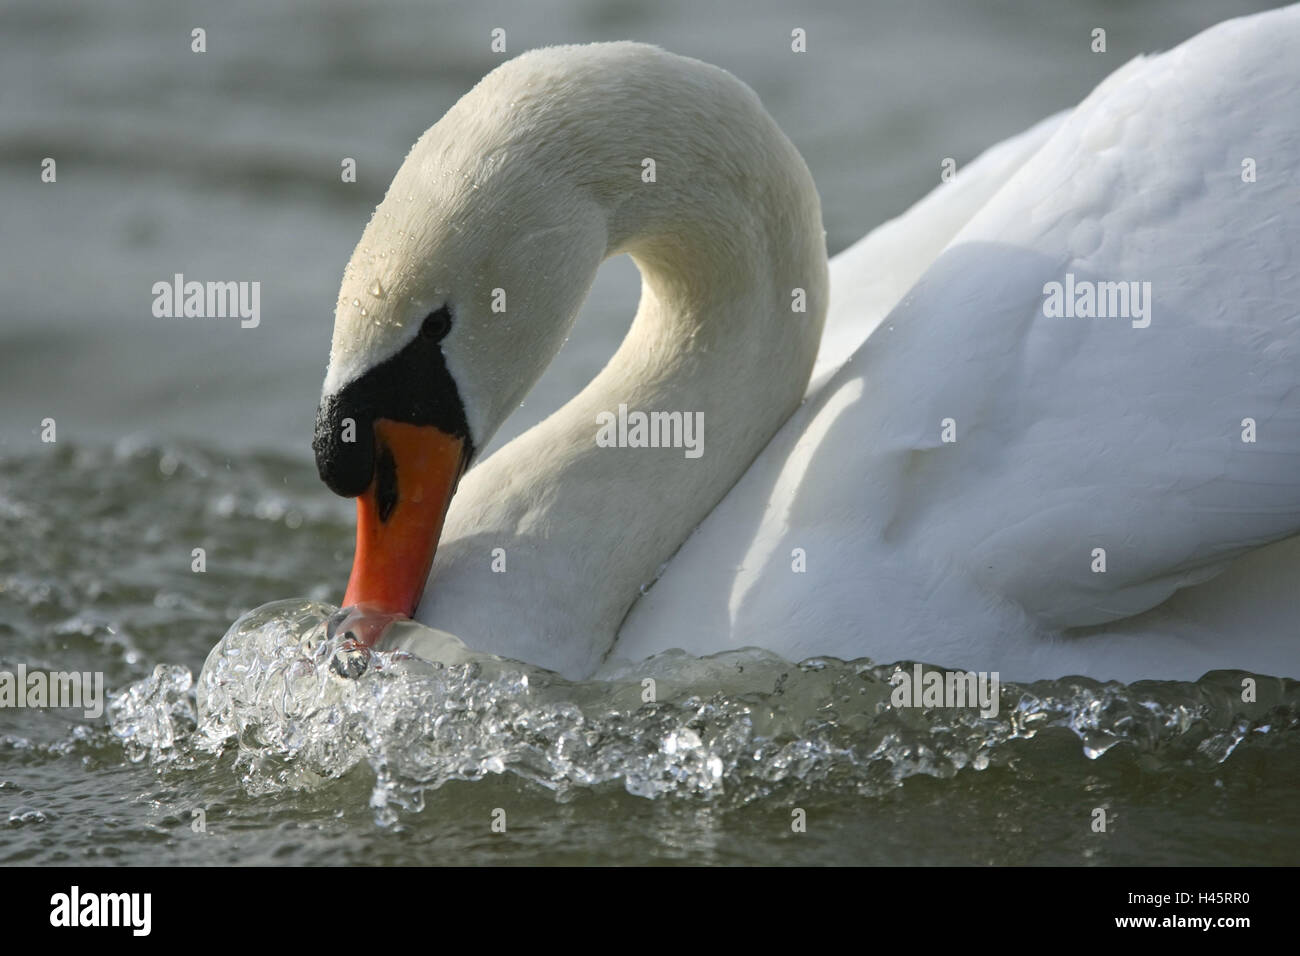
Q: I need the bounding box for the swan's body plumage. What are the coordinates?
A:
[321,8,1300,683]
[617,11,1300,682]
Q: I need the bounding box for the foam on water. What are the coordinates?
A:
[107,599,1300,826]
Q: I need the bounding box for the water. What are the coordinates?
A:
[3,0,1298,864]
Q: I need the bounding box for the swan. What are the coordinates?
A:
[313,7,1300,684]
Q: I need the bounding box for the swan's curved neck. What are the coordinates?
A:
[423,47,829,678]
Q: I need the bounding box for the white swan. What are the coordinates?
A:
[314,7,1300,683]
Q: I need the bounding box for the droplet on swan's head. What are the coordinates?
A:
[351,298,361,308]
[369,279,385,298]
[359,307,368,317]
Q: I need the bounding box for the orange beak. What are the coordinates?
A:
[342,419,466,635]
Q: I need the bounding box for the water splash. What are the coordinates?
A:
[108,600,1300,826]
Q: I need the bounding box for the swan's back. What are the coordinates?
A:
[614,6,1300,682]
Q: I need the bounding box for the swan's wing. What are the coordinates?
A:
[814,107,1067,386]
[616,6,1300,674]
[860,5,1300,628]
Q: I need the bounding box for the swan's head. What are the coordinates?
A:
[312,42,823,625]
[312,46,622,620]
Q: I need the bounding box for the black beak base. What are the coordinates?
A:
[313,330,474,498]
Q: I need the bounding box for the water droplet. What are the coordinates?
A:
[330,645,370,680]
[8,806,48,825]
[360,307,368,317]
[351,298,360,308]
[369,279,385,298]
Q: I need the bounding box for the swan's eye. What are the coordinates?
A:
[420,305,453,341]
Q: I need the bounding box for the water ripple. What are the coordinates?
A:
[107,599,1300,826]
